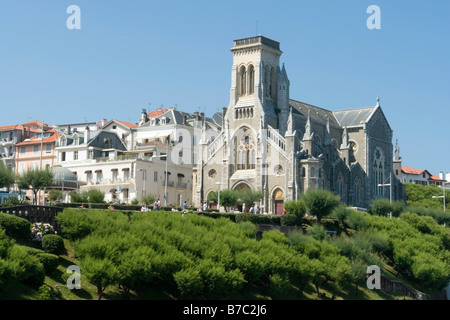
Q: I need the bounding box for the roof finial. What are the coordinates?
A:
[376,96,380,107]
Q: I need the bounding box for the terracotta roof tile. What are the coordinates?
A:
[115,120,138,128]
[147,108,168,118]
[0,124,23,131]
[16,129,60,146]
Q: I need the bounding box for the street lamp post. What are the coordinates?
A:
[216,182,221,212]
[150,144,169,207]
[378,172,393,218]
[432,181,446,212]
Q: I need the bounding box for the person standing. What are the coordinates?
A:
[203,202,207,211]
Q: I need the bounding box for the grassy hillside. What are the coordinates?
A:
[1,208,448,300]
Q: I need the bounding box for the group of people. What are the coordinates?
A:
[197,202,208,212]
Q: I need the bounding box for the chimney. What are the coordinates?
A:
[200,112,204,120]
[67,125,71,135]
[194,111,200,121]
[140,109,149,125]
[84,126,90,142]
[439,171,444,180]
[182,115,187,125]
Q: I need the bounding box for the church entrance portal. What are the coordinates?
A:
[233,183,251,213]
[272,188,284,215]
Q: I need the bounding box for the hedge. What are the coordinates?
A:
[0,212,31,241]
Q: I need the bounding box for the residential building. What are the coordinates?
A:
[401,166,446,186]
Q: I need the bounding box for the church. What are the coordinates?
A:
[193,36,405,214]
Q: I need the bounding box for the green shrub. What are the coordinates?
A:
[283,200,306,218]
[174,268,204,297]
[38,284,54,300]
[41,234,66,255]
[0,213,31,241]
[268,273,290,299]
[262,230,288,245]
[9,245,45,286]
[70,191,89,203]
[280,214,301,226]
[347,211,368,230]
[369,199,405,217]
[237,221,257,238]
[302,189,341,222]
[332,205,351,226]
[37,253,59,272]
[88,190,105,204]
[308,223,326,241]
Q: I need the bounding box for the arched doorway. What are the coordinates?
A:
[272,188,284,215]
[233,182,252,212]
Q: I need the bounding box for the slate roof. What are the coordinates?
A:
[289,99,339,126]
[333,107,377,127]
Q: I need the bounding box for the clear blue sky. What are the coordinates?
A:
[0,0,449,176]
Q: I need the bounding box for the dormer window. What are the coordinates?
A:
[150,119,156,126]
[161,117,167,125]
[60,136,67,146]
[74,135,80,145]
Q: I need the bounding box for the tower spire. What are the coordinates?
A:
[394,139,400,161]
[286,106,293,135]
[340,126,349,149]
[325,116,332,145]
[303,110,313,141]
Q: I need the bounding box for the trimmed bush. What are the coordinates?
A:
[0,212,31,241]
[37,253,59,272]
[41,234,66,255]
[280,214,301,226]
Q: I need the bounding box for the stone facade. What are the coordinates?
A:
[193,36,405,214]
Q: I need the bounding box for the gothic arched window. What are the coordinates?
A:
[248,65,255,95]
[337,173,345,201]
[354,176,362,206]
[239,66,246,96]
[271,67,277,100]
[373,147,385,197]
[235,128,256,170]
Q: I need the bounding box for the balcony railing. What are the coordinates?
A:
[176,182,188,189]
[162,180,175,187]
[85,178,135,186]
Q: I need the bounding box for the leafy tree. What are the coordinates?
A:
[219,189,239,212]
[207,191,218,205]
[283,200,306,218]
[369,198,405,217]
[239,189,263,209]
[308,223,327,241]
[70,191,89,203]
[81,256,119,300]
[405,183,448,210]
[0,162,14,190]
[16,168,53,205]
[88,190,105,204]
[302,189,340,223]
[48,190,63,202]
[332,205,351,227]
[140,194,156,206]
